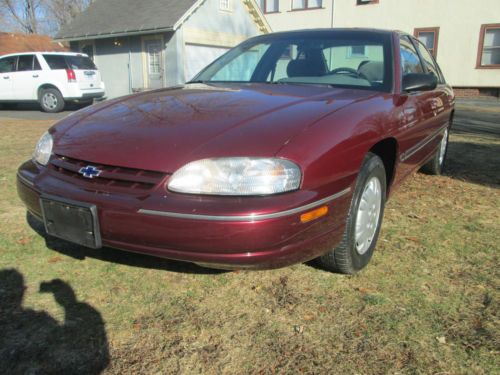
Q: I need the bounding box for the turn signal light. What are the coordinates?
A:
[300,206,328,223]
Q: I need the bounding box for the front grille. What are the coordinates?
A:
[49,154,167,193]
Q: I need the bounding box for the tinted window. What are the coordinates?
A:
[17,55,35,71]
[33,55,41,70]
[43,55,68,69]
[400,36,424,75]
[414,39,443,83]
[66,55,97,70]
[196,31,393,92]
[0,56,17,73]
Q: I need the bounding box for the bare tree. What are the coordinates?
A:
[0,0,44,33]
[45,0,90,31]
[0,0,90,34]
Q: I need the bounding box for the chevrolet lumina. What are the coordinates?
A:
[17,29,454,273]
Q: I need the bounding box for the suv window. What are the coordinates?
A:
[43,55,68,70]
[414,39,444,83]
[17,55,37,71]
[400,36,424,75]
[0,56,17,73]
[66,55,97,70]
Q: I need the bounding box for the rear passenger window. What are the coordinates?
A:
[0,56,17,73]
[414,39,444,83]
[17,55,35,71]
[400,36,424,75]
[43,55,68,70]
[66,55,97,70]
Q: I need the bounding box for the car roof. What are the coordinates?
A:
[0,51,89,58]
[247,28,416,43]
[265,27,399,37]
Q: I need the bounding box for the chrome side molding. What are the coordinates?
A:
[138,187,351,222]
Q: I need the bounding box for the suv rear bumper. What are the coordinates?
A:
[66,92,106,101]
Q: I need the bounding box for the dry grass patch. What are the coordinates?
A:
[0,118,498,374]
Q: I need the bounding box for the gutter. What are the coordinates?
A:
[54,27,175,42]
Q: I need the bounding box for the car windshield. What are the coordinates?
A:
[194,31,392,92]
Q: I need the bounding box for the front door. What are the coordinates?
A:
[13,54,42,100]
[144,39,163,89]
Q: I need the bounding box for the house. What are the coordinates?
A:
[0,33,68,55]
[54,0,270,98]
[258,0,500,97]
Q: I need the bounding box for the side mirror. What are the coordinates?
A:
[402,73,437,92]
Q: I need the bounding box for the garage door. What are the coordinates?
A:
[184,44,230,82]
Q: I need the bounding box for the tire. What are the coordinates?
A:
[318,152,387,274]
[39,88,65,113]
[420,127,449,175]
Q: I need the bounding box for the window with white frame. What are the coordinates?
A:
[477,24,500,68]
[220,0,231,11]
[292,0,322,10]
[259,0,279,13]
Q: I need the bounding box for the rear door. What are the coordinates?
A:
[412,37,452,131]
[0,56,16,100]
[397,36,440,165]
[65,54,102,91]
[12,54,43,100]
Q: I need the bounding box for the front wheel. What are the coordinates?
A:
[318,152,387,274]
[39,88,65,113]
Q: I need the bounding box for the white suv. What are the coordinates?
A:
[0,52,105,113]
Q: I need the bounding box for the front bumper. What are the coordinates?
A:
[17,160,351,269]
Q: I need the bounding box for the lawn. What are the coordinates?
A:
[0,118,498,374]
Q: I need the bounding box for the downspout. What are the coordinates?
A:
[128,36,133,94]
[330,0,334,28]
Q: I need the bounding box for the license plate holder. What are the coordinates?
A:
[40,196,101,249]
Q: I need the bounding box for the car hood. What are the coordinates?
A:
[52,83,375,173]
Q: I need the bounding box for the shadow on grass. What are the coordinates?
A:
[0,269,109,374]
[27,213,227,275]
[444,136,500,187]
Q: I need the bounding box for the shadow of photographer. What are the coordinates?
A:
[0,269,109,374]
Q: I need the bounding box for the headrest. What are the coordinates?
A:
[358,61,384,82]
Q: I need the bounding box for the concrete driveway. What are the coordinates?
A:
[0,103,78,121]
[453,98,500,136]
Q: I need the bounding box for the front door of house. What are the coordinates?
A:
[144,39,163,89]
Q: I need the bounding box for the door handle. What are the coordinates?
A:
[32,74,39,78]
[2,76,9,79]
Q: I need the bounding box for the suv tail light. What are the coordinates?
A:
[66,69,76,82]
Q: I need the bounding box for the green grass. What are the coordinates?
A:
[0,119,499,374]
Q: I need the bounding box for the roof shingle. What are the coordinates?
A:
[56,0,198,40]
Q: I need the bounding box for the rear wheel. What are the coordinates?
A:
[318,153,386,274]
[420,127,449,175]
[40,88,65,113]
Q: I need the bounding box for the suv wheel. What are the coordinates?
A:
[40,88,65,113]
[318,152,387,274]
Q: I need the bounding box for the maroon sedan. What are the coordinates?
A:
[17,29,454,273]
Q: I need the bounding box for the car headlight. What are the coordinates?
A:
[33,132,53,166]
[168,157,301,195]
